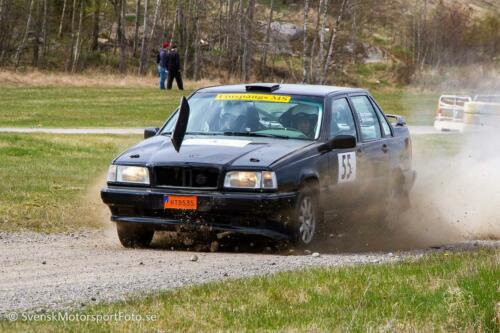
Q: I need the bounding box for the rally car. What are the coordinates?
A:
[101,83,415,248]
[433,95,471,131]
[434,94,500,132]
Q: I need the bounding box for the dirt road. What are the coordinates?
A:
[0,229,496,317]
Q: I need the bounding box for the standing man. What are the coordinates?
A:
[166,43,184,90]
[156,41,170,90]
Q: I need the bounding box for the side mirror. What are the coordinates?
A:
[385,114,406,127]
[144,127,159,139]
[319,135,356,152]
[331,135,357,149]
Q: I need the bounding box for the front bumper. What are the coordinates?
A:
[101,186,297,240]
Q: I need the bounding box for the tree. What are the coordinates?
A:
[0,0,5,63]
[58,0,68,38]
[320,0,349,84]
[259,0,274,80]
[149,0,161,46]
[193,0,201,80]
[133,0,141,56]
[139,0,149,75]
[302,0,310,82]
[72,0,84,72]
[242,0,255,81]
[41,0,48,63]
[66,0,77,71]
[14,0,35,68]
[316,0,329,82]
[183,0,192,75]
[119,0,126,72]
[91,0,101,52]
[309,0,324,83]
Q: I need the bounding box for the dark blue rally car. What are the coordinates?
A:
[101,83,415,248]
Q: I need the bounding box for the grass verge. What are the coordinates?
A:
[0,133,140,232]
[0,85,438,128]
[372,89,439,125]
[1,249,498,332]
[0,86,190,128]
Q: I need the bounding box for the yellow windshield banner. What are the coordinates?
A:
[215,93,291,103]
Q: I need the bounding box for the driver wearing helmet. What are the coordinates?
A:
[292,107,318,138]
[218,101,246,132]
[295,113,314,138]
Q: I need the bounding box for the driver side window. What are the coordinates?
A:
[330,98,357,139]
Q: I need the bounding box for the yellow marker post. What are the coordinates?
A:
[215,93,291,103]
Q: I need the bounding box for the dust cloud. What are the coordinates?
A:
[388,77,500,251]
[406,127,500,244]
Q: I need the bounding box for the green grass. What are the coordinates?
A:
[0,86,189,128]
[0,133,141,232]
[2,249,498,332]
[411,132,465,156]
[0,85,438,128]
[372,90,439,125]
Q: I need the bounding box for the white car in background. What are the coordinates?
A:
[433,95,471,132]
[434,94,500,132]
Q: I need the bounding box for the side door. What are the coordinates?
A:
[349,95,390,201]
[326,96,360,210]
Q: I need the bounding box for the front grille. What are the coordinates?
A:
[154,166,220,188]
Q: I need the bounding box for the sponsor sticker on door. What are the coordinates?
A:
[338,152,356,183]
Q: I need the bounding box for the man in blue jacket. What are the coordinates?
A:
[156,41,169,90]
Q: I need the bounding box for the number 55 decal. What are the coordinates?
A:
[338,152,356,183]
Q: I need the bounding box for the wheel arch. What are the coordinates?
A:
[298,171,320,195]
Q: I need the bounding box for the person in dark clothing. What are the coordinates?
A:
[166,44,184,90]
[156,41,170,90]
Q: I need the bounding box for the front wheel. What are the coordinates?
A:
[291,189,319,246]
[116,222,154,248]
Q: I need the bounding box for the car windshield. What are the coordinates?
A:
[161,92,324,140]
[440,96,470,107]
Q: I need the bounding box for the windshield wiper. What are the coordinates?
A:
[223,131,289,139]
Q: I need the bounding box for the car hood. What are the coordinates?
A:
[114,135,313,168]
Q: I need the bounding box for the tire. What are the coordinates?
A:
[116,222,154,248]
[291,188,320,246]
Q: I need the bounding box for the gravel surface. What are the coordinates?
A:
[0,229,497,316]
[0,126,442,136]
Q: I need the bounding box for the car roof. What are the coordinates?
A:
[196,83,367,97]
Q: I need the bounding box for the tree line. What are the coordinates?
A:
[0,0,498,84]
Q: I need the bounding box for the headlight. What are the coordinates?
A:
[107,165,150,184]
[224,171,277,189]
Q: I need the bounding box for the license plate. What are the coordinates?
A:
[164,195,197,210]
